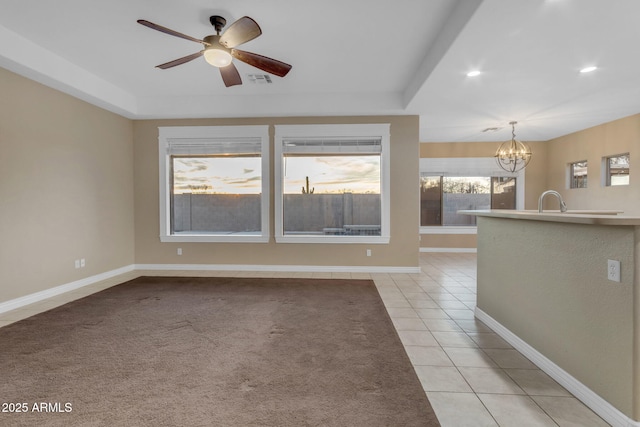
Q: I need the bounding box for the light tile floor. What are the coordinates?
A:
[380,253,610,427]
[0,254,610,426]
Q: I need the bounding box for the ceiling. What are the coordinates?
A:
[1,0,639,142]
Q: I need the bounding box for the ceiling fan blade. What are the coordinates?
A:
[231,49,292,77]
[219,16,262,48]
[156,51,204,69]
[137,19,210,46]
[219,63,242,87]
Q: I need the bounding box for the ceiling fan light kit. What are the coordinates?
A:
[202,35,232,67]
[137,15,292,87]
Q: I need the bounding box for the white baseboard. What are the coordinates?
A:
[475,307,640,427]
[0,263,420,314]
[420,247,477,253]
[0,265,136,315]
[134,263,421,274]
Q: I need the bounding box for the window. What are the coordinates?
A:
[605,153,629,186]
[158,126,269,242]
[420,175,514,226]
[491,177,517,209]
[419,157,524,233]
[442,176,491,225]
[569,161,588,188]
[420,177,442,226]
[274,124,390,243]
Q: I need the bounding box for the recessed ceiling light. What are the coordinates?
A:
[580,66,598,73]
[466,70,481,77]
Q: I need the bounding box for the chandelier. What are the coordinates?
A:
[494,121,532,173]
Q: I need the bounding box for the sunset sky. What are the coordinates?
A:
[172,155,380,194]
[283,156,380,194]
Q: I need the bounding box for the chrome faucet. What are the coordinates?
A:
[538,190,567,213]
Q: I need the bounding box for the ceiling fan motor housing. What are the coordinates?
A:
[203,35,229,50]
[209,15,227,34]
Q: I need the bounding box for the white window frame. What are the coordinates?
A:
[158,125,270,243]
[602,153,630,187]
[568,160,588,189]
[419,157,524,235]
[274,124,390,244]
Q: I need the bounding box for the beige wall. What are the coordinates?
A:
[0,68,135,303]
[476,217,637,419]
[546,113,640,215]
[0,65,420,305]
[133,116,420,268]
[419,140,548,250]
[420,234,477,250]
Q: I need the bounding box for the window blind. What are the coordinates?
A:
[166,137,262,155]
[282,138,382,154]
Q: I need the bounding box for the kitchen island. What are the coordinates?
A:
[460,209,640,427]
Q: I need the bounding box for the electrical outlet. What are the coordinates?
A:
[366,249,372,257]
[177,248,182,255]
[74,259,80,269]
[607,259,620,282]
[80,258,86,268]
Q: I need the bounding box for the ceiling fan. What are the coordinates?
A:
[137,15,292,87]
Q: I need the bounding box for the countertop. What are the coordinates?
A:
[458,209,640,226]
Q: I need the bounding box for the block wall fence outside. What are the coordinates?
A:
[284,193,381,232]
[442,193,489,226]
[173,194,261,232]
[173,193,381,233]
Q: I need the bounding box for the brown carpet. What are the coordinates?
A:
[0,276,439,426]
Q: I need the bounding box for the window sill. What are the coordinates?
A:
[275,235,390,244]
[160,233,270,243]
[420,226,477,235]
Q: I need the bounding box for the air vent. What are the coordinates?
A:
[481,127,502,133]
[247,74,273,84]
